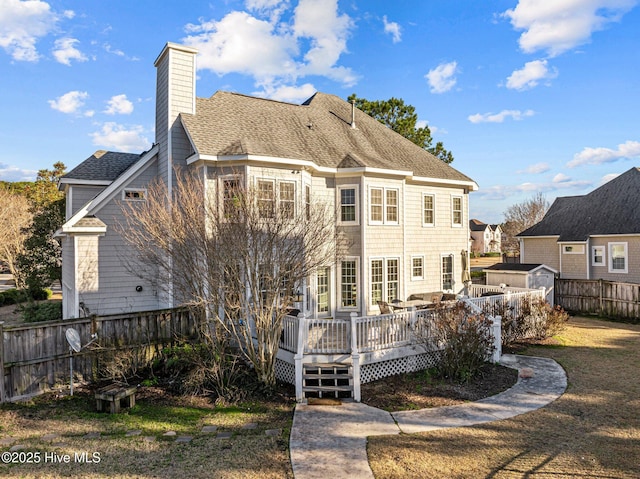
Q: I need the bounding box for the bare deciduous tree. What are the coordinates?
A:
[502,192,549,254]
[119,169,341,387]
[0,187,32,284]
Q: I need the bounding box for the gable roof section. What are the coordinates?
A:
[56,145,159,236]
[60,150,142,185]
[180,91,477,188]
[484,263,558,274]
[469,219,490,231]
[518,167,640,241]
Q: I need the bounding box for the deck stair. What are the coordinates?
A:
[302,363,353,399]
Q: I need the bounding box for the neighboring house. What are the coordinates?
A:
[469,219,502,254]
[518,167,640,282]
[57,42,478,320]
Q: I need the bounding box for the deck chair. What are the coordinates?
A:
[377,300,393,314]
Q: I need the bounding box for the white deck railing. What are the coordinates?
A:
[280,286,546,402]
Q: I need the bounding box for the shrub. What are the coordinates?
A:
[20,301,62,322]
[427,303,496,383]
[30,288,52,301]
[0,288,28,306]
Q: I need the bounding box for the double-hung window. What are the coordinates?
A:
[452,196,463,226]
[441,254,454,291]
[257,180,275,218]
[423,194,435,226]
[608,242,628,273]
[369,187,399,224]
[279,182,295,219]
[411,256,424,281]
[592,246,605,266]
[222,178,240,218]
[339,186,358,224]
[340,259,358,309]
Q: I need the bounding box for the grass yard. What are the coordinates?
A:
[367,316,640,478]
[0,387,295,478]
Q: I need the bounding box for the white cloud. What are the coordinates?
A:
[475,177,591,201]
[502,0,636,57]
[0,0,60,61]
[258,83,317,103]
[0,163,37,181]
[600,172,620,185]
[567,140,640,167]
[506,59,558,91]
[183,0,356,97]
[52,37,87,66]
[90,123,151,152]
[519,162,550,174]
[48,90,88,114]
[104,94,134,115]
[425,61,458,94]
[468,109,535,124]
[383,15,401,43]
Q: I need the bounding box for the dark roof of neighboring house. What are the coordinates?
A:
[62,150,142,182]
[518,167,640,241]
[180,91,476,185]
[469,219,490,231]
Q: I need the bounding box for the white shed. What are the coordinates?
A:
[483,263,558,304]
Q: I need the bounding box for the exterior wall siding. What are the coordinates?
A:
[590,236,640,283]
[74,161,161,317]
[521,238,560,270]
[71,186,105,217]
[559,243,588,279]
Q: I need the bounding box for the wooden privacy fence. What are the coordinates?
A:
[0,308,199,403]
[555,279,640,320]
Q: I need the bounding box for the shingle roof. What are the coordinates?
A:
[180,91,476,185]
[469,219,489,231]
[62,150,142,182]
[518,167,640,241]
[484,263,546,272]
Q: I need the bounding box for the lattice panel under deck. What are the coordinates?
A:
[360,351,442,384]
[275,358,295,385]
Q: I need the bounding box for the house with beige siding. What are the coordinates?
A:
[469,219,502,254]
[57,42,478,319]
[518,167,640,283]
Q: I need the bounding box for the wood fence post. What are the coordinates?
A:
[0,321,5,403]
[599,279,604,316]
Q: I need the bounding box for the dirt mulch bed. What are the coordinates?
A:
[361,363,518,411]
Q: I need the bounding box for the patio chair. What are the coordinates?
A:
[377,301,393,314]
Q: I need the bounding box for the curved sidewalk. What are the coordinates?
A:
[290,354,567,479]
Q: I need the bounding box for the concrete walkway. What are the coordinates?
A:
[290,354,567,479]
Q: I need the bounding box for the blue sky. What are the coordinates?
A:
[1,0,639,223]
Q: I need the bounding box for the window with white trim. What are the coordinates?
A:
[222,177,240,219]
[442,254,454,291]
[386,189,398,223]
[257,179,275,218]
[452,196,462,226]
[370,258,401,306]
[279,181,295,219]
[340,259,358,309]
[123,188,146,201]
[592,246,605,266]
[369,187,399,224]
[411,256,424,280]
[338,186,358,224]
[370,188,383,222]
[608,242,628,273]
[317,267,330,314]
[423,194,435,226]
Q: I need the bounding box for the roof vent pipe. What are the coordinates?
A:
[351,100,356,129]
